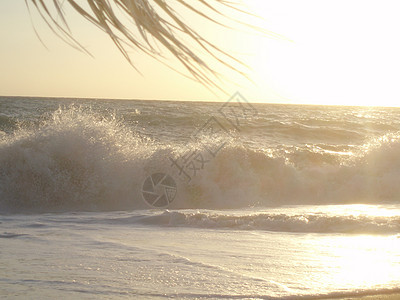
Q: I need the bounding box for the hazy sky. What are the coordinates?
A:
[1,1,400,106]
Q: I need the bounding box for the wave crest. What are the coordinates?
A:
[1,107,400,212]
[134,210,400,234]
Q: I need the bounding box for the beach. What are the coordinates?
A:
[1,96,400,299]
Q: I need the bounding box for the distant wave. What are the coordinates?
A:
[2,107,400,213]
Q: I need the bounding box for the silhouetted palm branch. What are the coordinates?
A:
[26,0,248,89]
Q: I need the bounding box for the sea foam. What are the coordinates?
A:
[1,106,400,212]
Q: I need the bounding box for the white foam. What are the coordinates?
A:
[2,106,400,212]
[131,210,400,234]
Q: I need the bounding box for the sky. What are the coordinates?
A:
[1,0,400,106]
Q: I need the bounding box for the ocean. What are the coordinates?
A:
[1,95,400,299]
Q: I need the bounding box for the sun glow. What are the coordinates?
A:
[322,235,400,289]
[2,1,400,105]
[247,0,400,107]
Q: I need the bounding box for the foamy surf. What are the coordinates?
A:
[133,210,400,234]
[61,206,400,234]
[1,102,400,212]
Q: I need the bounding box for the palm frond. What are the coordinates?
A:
[26,0,249,89]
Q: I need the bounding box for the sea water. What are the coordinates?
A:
[1,96,400,299]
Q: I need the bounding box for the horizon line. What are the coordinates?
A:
[1,95,400,109]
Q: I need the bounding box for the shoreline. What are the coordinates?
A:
[321,293,400,300]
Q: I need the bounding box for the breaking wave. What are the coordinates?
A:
[1,106,400,213]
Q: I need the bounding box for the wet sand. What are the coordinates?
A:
[330,294,400,300]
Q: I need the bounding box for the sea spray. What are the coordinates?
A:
[0,106,153,211]
[2,101,400,212]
